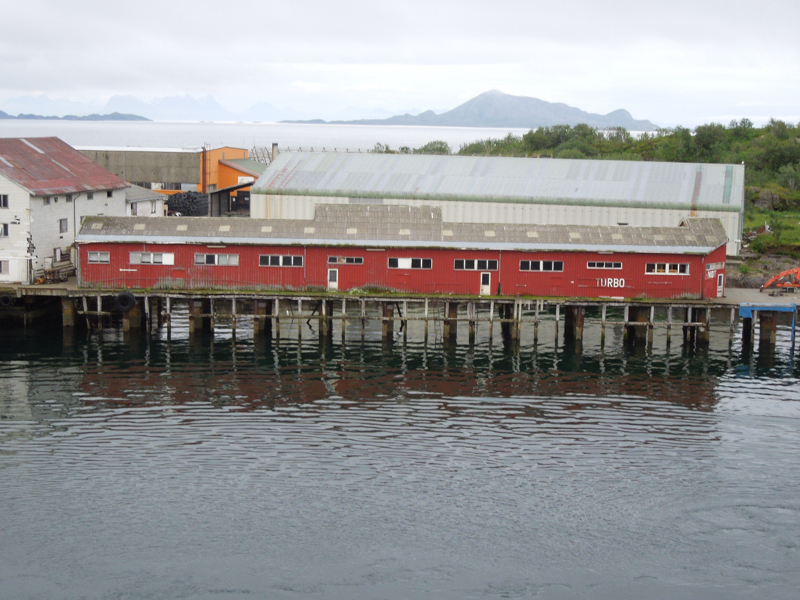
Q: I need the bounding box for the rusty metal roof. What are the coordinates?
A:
[251,152,744,211]
[78,206,728,255]
[0,136,128,196]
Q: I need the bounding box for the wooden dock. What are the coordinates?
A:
[1,280,797,357]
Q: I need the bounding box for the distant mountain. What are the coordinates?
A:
[0,110,148,121]
[103,94,236,121]
[284,90,658,131]
[0,95,102,118]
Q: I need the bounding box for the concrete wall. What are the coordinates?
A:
[250,193,742,256]
[0,176,32,283]
[128,198,166,217]
[28,189,127,274]
[81,150,201,186]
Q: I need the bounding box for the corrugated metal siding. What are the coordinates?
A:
[79,241,715,299]
[252,152,745,210]
[702,245,727,299]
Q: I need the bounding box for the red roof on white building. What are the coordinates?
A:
[0,136,127,196]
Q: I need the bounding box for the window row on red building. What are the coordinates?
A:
[79,242,727,299]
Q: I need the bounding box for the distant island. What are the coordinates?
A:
[0,110,149,122]
[283,90,658,131]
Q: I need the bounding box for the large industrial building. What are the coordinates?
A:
[80,145,266,198]
[250,153,744,255]
[0,137,128,284]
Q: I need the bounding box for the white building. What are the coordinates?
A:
[0,137,128,284]
[250,153,745,255]
[125,183,167,217]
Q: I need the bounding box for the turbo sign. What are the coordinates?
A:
[597,278,625,288]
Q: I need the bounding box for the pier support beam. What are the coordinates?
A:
[320,300,333,338]
[759,311,777,346]
[742,316,753,355]
[564,306,585,346]
[61,298,75,328]
[188,299,201,335]
[697,308,710,346]
[382,302,394,340]
[683,307,695,347]
[443,302,458,342]
[254,299,272,338]
[156,298,164,328]
[123,299,142,332]
[501,303,512,341]
[626,306,648,343]
[468,302,476,345]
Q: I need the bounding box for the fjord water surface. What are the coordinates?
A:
[1,318,799,600]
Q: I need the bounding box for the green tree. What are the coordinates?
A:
[414,140,451,154]
[778,163,800,191]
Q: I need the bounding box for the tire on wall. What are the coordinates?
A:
[115,291,136,313]
[0,295,13,307]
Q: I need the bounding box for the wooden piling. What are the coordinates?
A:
[468,302,476,345]
[382,301,394,339]
[61,298,75,328]
[759,311,777,345]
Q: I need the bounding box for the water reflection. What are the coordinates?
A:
[1,323,800,599]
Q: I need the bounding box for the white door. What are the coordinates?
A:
[328,268,339,291]
[717,273,724,297]
[480,272,491,296]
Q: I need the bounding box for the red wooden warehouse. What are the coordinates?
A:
[76,205,728,300]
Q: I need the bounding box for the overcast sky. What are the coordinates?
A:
[1,0,798,126]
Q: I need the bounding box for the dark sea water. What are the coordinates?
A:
[1,313,799,600]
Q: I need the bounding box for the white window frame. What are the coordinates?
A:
[645,262,690,275]
[0,223,8,237]
[259,254,303,267]
[0,260,8,275]
[520,260,564,272]
[388,257,432,269]
[1,194,9,208]
[59,218,68,233]
[454,258,498,271]
[87,251,110,264]
[194,253,240,266]
[130,252,175,265]
[587,261,622,269]
[87,192,94,200]
[328,256,363,265]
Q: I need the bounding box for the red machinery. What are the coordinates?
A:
[760,267,800,293]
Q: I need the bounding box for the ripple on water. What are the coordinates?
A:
[1,332,799,599]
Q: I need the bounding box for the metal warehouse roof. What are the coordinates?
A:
[250,152,744,211]
[78,205,728,254]
[0,137,128,195]
[220,158,267,177]
[125,183,164,203]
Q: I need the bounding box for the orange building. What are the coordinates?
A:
[201,147,266,197]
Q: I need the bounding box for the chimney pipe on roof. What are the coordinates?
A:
[271,143,278,162]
